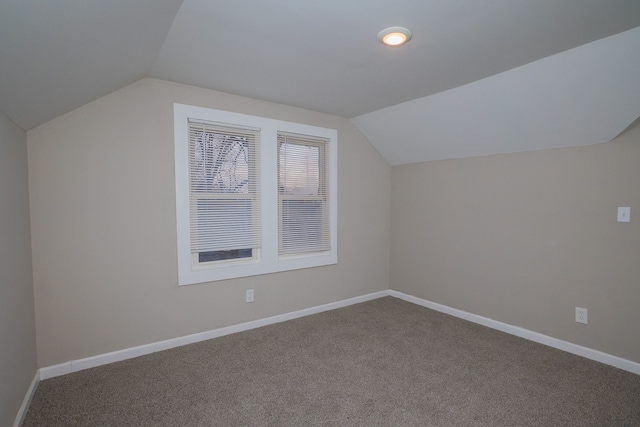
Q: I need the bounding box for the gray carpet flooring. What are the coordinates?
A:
[23,297,640,426]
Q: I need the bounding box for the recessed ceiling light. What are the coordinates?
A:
[378,26,412,47]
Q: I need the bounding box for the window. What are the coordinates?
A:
[174,104,337,285]
[278,133,329,256]
[188,121,260,266]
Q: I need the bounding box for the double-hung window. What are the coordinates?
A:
[174,104,337,285]
[278,133,330,256]
[188,121,260,265]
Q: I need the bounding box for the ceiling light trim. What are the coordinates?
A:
[378,26,412,47]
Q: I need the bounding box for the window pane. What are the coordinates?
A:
[192,198,256,252]
[191,130,250,194]
[279,143,319,196]
[198,249,252,263]
[281,200,325,253]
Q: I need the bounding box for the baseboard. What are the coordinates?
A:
[39,289,640,382]
[40,290,390,380]
[389,290,640,376]
[13,370,39,427]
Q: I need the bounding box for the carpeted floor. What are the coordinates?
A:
[23,297,640,426]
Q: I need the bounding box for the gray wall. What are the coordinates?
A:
[27,78,391,367]
[0,109,37,425]
[391,125,640,363]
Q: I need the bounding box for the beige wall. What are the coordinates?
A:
[27,78,391,367]
[391,125,640,363]
[0,110,37,425]
[28,74,637,373]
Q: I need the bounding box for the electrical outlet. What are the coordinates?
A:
[246,289,254,303]
[575,307,588,324]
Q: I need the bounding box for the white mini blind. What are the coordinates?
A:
[277,132,330,255]
[188,120,261,254]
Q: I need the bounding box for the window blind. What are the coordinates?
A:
[277,132,330,255]
[188,120,261,254]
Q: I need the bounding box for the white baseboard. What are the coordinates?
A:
[40,290,390,380]
[39,289,640,382]
[13,370,39,427]
[389,290,640,376]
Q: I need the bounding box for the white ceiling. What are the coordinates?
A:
[1,0,639,164]
[0,0,183,131]
[354,27,640,165]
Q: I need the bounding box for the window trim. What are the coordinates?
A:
[174,103,337,286]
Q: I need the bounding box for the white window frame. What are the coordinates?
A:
[174,103,337,286]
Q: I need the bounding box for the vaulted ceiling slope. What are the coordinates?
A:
[0,0,183,131]
[354,27,640,165]
[1,1,639,164]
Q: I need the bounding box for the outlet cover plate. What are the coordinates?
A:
[617,207,630,222]
[575,307,588,324]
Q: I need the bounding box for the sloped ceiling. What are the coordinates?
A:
[353,27,640,165]
[1,0,639,165]
[0,0,183,131]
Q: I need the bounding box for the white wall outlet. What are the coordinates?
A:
[575,307,588,324]
[617,207,630,222]
[245,289,254,303]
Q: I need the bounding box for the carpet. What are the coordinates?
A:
[23,297,640,426]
